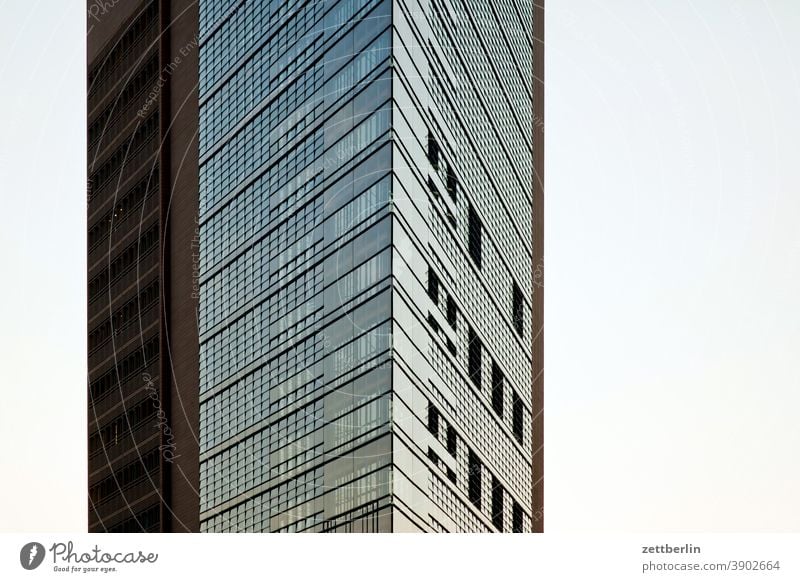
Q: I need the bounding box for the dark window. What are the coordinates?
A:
[512,282,524,337]
[89,281,159,353]
[468,204,482,268]
[512,501,523,533]
[446,295,457,330]
[512,392,524,445]
[428,447,440,465]
[446,425,457,456]
[89,397,157,459]
[446,467,457,485]
[492,361,504,418]
[428,176,441,199]
[468,326,482,390]
[428,402,439,437]
[468,449,481,509]
[89,335,159,402]
[492,476,504,531]
[428,313,440,333]
[428,270,440,304]
[89,225,159,302]
[108,504,160,533]
[88,173,156,249]
[427,133,440,170]
[89,448,159,505]
[446,338,457,357]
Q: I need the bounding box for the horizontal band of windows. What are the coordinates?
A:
[88,53,159,153]
[88,225,158,303]
[200,391,390,484]
[201,280,391,402]
[198,108,390,287]
[199,431,391,523]
[198,178,390,346]
[88,2,159,107]
[89,447,160,506]
[199,0,385,105]
[200,0,309,93]
[198,229,390,387]
[89,112,158,193]
[105,503,160,533]
[198,0,244,41]
[199,79,391,278]
[89,335,159,404]
[199,255,389,395]
[200,351,391,455]
[199,7,325,154]
[197,53,391,228]
[88,172,158,252]
[88,278,158,354]
[198,0,241,39]
[198,16,390,179]
[200,24,389,160]
[88,396,158,460]
[197,148,390,338]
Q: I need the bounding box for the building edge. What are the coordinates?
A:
[532,0,545,533]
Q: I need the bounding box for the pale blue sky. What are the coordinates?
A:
[1,1,798,532]
[547,1,800,530]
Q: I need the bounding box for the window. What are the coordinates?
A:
[428,447,440,465]
[428,176,441,199]
[512,282,524,337]
[492,476,504,531]
[428,313,440,334]
[428,402,439,437]
[468,326,482,390]
[446,425,457,457]
[512,392,524,445]
[428,269,440,304]
[468,449,481,509]
[491,361,504,418]
[468,204,482,268]
[427,133,440,170]
[446,295,457,330]
[512,501,523,533]
[109,505,160,533]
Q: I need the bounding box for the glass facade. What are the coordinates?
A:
[199,0,535,532]
[199,0,394,532]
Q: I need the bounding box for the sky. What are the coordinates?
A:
[546,1,800,530]
[0,1,87,531]
[0,0,799,532]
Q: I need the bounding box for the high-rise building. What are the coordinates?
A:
[87,0,542,534]
[198,0,542,533]
[86,0,200,532]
